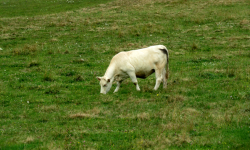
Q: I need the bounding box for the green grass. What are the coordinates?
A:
[0,0,116,17]
[1,0,250,149]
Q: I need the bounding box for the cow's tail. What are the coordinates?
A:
[159,46,169,79]
[166,48,169,79]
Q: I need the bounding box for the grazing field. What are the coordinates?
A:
[0,0,250,149]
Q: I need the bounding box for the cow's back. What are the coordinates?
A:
[128,45,167,68]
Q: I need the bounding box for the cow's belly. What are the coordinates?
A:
[135,69,155,79]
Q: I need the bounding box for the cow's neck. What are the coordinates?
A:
[104,64,116,81]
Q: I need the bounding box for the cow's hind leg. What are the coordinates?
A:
[114,80,122,93]
[163,68,167,89]
[154,68,164,90]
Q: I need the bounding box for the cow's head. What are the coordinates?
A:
[97,77,112,94]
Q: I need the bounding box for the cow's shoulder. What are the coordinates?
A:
[111,51,128,62]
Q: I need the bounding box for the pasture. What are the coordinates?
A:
[0,0,250,149]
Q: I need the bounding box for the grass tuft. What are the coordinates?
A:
[44,84,60,94]
[73,74,84,82]
[28,60,40,68]
[64,50,70,54]
[72,58,85,64]
[43,72,55,82]
[13,44,38,55]
[191,43,199,51]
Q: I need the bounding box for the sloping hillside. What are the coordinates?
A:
[0,0,250,149]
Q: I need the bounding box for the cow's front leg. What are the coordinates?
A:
[114,81,122,93]
[127,71,140,91]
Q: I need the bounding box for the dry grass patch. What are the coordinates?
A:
[182,108,201,116]
[228,36,250,41]
[181,77,191,81]
[41,105,58,113]
[171,131,192,146]
[209,107,242,126]
[162,122,181,130]
[159,107,200,131]
[212,0,247,5]
[13,44,38,55]
[217,101,250,125]
[119,112,150,120]
[125,98,148,104]
[137,112,150,121]
[1,33,12,40]
[50,38,59,42]
[168,94,186,103]
[86,107,101,115]
[240,19,249,25]
[210,113,229,126]
[133,131,192,149]
[204,69,226,73]
[25,136,35,143]
[112,0,154,7]
[42,142,63,150]
[69,107,104,119]
[240,19,250,29]
[69,113,96,119]
[118,113,136,119]
[162,120,195,132]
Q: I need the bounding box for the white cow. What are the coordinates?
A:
[97,45,169,94]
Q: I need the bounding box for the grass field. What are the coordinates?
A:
[0,0,250,149]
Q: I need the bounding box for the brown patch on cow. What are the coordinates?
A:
[133,83,137,85]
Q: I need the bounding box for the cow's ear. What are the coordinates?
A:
[97,77,102,81]
[107,79,110,82]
